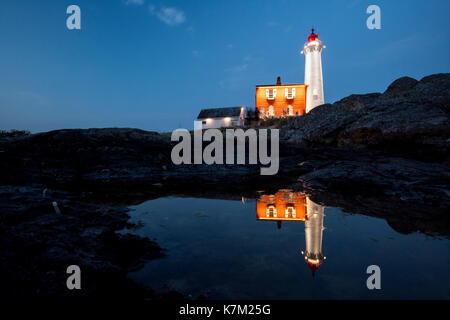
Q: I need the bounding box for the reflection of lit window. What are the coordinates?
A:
[285,205,296,218]
[267,205,277,218]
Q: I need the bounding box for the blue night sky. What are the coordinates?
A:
[0,0,449,132]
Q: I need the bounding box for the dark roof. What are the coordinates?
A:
[197,106,243,119]
[256,83,305,87]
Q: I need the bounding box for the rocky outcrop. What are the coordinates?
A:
[1,74,448,189]
[0,75,448,209]
[0,128,171,186]
[280,73,450,162]
[0,73,449,296]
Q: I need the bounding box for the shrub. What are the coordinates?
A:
[0,129,31,138]
[258,117,291,128]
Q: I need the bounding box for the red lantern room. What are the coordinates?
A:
[307,261,320,277]
[307,28,319,43]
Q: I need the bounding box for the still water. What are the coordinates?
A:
[125,190,450,299]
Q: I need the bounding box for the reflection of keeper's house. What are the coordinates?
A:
[256,190,307,222]
[256,189,326,276]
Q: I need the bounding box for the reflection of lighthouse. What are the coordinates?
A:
[256,190,327,275]
[302,198,326,276]
[302,28,325,113]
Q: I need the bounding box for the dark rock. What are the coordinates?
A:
[307,190,450,237]
[383,76,418,97]
[280,73,450,162]
[0,73,449,297]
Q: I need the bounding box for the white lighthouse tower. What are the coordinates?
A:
[301,198,326,276]
[302,28,325,113]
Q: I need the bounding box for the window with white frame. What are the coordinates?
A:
[285,87,296,99]
[268,105,274,117]
[267,205,277,218]
[266,88,276,100]
[285,205,296,218]
[288,105,293,116]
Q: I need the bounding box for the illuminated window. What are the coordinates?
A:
[285,205,296,218]
[259,107,265,117]
[267,205,277,218]
[313,88,319,100]
[288,105,293,116]
[285,88,296,99]
[268,105,274,117]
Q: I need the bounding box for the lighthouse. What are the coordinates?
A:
[301,198,326,276]
[302,28,325,113]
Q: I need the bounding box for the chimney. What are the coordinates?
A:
[276,76,281,85]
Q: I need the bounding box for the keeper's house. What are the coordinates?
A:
[196,106,246,129]
[256,77,307,118]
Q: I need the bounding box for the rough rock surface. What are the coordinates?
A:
[0,73,449,296]
[280,73,450,162]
